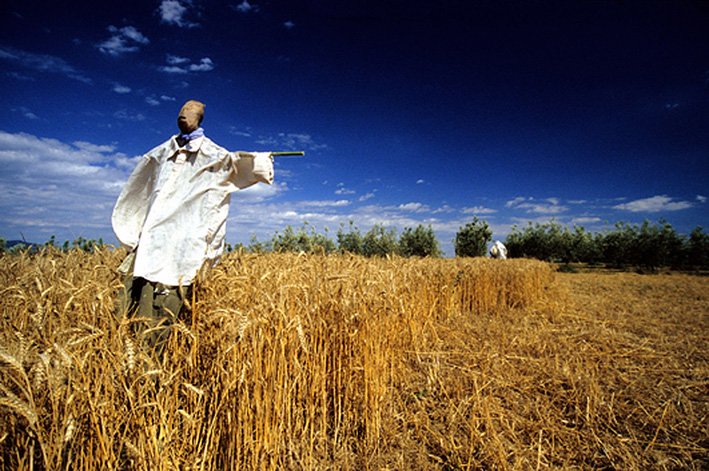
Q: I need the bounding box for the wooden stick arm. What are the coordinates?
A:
[270,151,305,157]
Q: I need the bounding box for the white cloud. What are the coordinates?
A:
[159,0,199,28]
[160,56,214,74]
[229,128,252,138]
[145,96,161,106]
[113,83,131,94]
[432,205,455,214]
[254,133,327,152]
[159,65,188,74]
[234,0,255,12]
[189,57,214,72]
[416,179,425,184]
[571,217,602,225]
[359,193,375,202]
[0,46,91,83]
[72,141,117,153]
[284,21,295,29]
[116,26,149,45]
[522,203,567,214]
[0,131,134,240]
[114,110,146,121]
[335,184,355,195]
[14,107,39,120]
[612,195,694,213]
[505,196,527,208]
[505,196,567,214]
[398,202,430,212]
[461,206,497,215]
[166,54,190,65]
[697,195,707,204]
[299,200,351,208]
[98,25,149,57]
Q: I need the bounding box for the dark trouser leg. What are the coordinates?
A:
[114,274,148,321]
[116,273,189,360]
[148,284,188,359]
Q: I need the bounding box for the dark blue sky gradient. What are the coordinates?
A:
[0,0,707,254]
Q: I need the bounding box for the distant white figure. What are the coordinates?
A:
[490,240,507,260]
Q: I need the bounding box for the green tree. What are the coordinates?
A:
[687,226,709,268]
[454,217,492,257]
[44,235,57,249]
[399,224,442,258]
[362,224,399,257]
[270,223,335,254]
[309,225,336,254]
[337,221,364,255]
[634,219,684,270]
[600,222,637,268]
[506,220,564,261]
[247,234,266,253]
[567,226,602,264]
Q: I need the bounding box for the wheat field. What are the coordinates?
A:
[0,248,707,470]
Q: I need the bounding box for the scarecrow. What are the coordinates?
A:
[112,100,294,357]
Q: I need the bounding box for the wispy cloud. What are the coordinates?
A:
[461,206,497,215]
[159,56,214,74]
[158,0,200,28]
[254,133,326,152]
[166,54,190,65]
[189,57,215,72]
[0,131,134,237]
[14,106,39,120]
[229,128,252,138]
[505,196,526,208]
[335,183,355,195]
[505,196,567,214]
[571,217,602,225]
[112,83,131,94]
[113,110,146,122]
[233,0,257,13]
[0,47,91,83]
[299,200,351,208]
[97,25,149,57]
[398,202,430,212]
[612,195,695,213]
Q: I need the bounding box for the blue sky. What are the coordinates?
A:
[1,0,707,255]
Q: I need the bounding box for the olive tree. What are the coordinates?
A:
[454,217,492,257]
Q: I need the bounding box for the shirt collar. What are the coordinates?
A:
[183,135,204,152]
[169,133,205,156]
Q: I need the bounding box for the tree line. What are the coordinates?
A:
[229,218,709,269]
[0,235,105,254]
[505,219,709,270]
[2,218,707,270]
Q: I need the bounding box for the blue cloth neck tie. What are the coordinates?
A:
[180,127,204,141]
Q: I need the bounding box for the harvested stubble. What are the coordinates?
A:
[0,249,707,470]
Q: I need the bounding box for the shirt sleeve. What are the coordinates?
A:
[227,151,274,190]
[111,154,158,250]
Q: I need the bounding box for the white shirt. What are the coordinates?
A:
[112,135,273,286]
